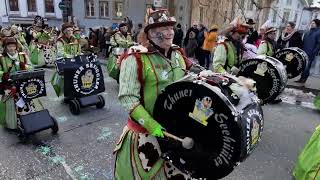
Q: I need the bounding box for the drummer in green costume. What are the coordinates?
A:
[113,8,194,179]
[11,25,28,54]
[212,22,249,74]
[110,22,134,48]
[51,23,80,97]
[0,37,42,129]
[29,16,56,67]
[257,27,277,56]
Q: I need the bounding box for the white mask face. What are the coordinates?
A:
[149,26,174,49]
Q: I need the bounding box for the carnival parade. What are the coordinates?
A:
[0,0,319,179]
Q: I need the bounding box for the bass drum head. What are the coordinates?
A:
[238,56,287,104]
[154,81,242,179]
[275,47,308,79]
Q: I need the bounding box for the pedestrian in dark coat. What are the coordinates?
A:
[296,19,320,83]
[277,22,303,50]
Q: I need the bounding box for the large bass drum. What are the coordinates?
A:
[153,73,264,179]
[237,55,288,104]
[275,47,308,79]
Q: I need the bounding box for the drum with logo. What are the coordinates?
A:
[10,69,58,139]
[237,55,288,104]
[55,55,106,115]
[153,73,264,179]
[10,69,47,101]
[275,47,308,79]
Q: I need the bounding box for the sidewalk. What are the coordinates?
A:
[287,74,320,95]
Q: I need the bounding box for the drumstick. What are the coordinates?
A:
[163,132,194,150]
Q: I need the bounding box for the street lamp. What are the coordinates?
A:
[116,11,122,17]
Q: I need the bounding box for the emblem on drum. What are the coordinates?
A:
[254,62,268,76]
[19,78,46,100]
[81,69,94,89]
[189,97,214,126]
[285,53,294,62]
[251,119,260,145]
[73,63,101,95]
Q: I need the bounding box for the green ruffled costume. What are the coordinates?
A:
[0,52,42,129]
[29,31,56,67]
[51,37,81,97]
[114,46,196,179]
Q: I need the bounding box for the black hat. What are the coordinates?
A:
[144,8,176,33]
[246,19,256,25]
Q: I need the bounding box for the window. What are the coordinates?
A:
[27,0,37,12]
[45,0,55,13]
[272,9,277,23]
[294,12,298,23]
[283,10,290,23]
[247,1,253,10]
[85,0,95,17]
[99,1,109,18]
[286,0,292,5]
[199,7,204,23]
[114,1,124,18]
[9,0,19,11]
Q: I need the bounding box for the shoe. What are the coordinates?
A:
[270,98,282,104]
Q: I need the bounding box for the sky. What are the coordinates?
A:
[313,0,320,7]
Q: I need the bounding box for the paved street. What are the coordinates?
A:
[0,64,319,180]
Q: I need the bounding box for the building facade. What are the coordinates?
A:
[72,0,191,31]
[0,0,63,27]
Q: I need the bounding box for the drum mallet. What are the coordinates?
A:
[163,132,194,150]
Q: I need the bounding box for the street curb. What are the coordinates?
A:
[286,85,320,95]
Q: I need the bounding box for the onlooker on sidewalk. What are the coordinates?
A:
[201,25,218,69]
[246,19,259,46]
[133,23,142,42]
[296,19,320,84]
[184,29,198,58]
[196,24,208,67]
[173,23,184,47]
[277,22,303,50]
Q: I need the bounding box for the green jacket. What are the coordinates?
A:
[111,32,134,48]
[257,40,274,56]
[0,52,31,82]
[212,41,238,73]
[56,37,81,58]
[118,48,187,132]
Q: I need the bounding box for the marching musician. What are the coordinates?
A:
[51,23,81,97]
[110,22,134,49]
[114,8,193,179]
[257,27,277,56]
[29,16,56,67]
[0,37,42,129]
[56,23,81,58]
[11,25,28,53]
[212,22,249,74]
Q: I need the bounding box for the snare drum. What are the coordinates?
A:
[238,55,288,104]
[275,47,308,79]
[153,74,264,179]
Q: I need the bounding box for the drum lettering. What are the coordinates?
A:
[223,136,236,143]
[164,90,193,110]
[164,99,172,110]
[219,150,231,165]
[214,157,223,166]
[222,130,230,136]
[220,123,228,129]
[240,61,258,72]
[215,113,227,123]
[246,118,251,152]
